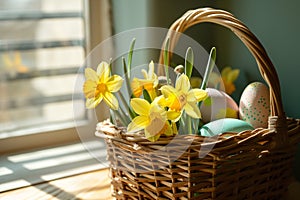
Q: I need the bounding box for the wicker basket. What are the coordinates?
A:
[96,8,300,199]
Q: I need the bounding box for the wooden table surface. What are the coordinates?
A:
[0,168,114,200]
[2,167,300,200]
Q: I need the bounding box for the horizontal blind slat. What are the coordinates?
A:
[0,11,83,21]
[0,40,85,52]
[1,67,83,81]
[1,93,84,109]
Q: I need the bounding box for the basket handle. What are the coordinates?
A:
[158,8,287,144]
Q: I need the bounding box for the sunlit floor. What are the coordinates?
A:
[0,168,113,200]
[0,140,108,192]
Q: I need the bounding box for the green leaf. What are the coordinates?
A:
[110,109,116,124]
[128,106,137,119]
[198,47,216,131]
[127,38,136,79]
[112,109,127,126]
[108,58,113,75]
[185,47,194,78]
[142,89,152,103]
[122,57,132,96]
[164,38,170,84]
[200,47,216,90]
[118,91,136,120]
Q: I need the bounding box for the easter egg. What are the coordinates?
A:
[200,88,239,123]
[199,118,254,137]
[239,82,270,128]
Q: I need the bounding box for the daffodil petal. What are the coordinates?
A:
[97,62,110,82]
[130,98,150,116]
[85,68,98,82]
[144,129,161,142]
[228,69,240,82]
[184,103,201,118]
[127,116,149,132]
[148,60,154,78]
[85,97,102,109]
[164,122,173,136]
[145,116,165,136]
[187,89,208,102]
[175,74,190,93]
[107,75,123,92]
[83,80,97,98]
[141,69,148,79]
[156,95,168,107]
[167,110,181,122]
[221,66,231,78]
[103,92,119,110]
[131,78,142,97]
[153,74,159,88]
[150,103,165,114]
[160,85,177,97]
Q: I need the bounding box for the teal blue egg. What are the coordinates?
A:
[199,118,254,137]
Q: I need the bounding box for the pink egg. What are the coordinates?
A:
[239,82,270,128]
[200,88,239,123]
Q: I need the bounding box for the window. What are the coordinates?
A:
[0,0,111,153]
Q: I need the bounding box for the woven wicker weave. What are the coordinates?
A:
[97,8,300,199]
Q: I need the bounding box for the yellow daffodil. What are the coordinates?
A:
[2,52,29,75]
[221,67,239,95]
[209,67,240,95]
[131,61,158,100]
[127,98,173,142]
[83,62,123,110]
[158,74,208,121]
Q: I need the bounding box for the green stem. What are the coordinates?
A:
[186,113,192,135]
[113,110,126,126]
[164,38,170,84]
[117,91,133,121]
[109,109,117,124]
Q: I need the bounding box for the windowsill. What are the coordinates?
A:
[0,168,113,199]
[0,140,108,193]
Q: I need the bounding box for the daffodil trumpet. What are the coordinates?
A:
[131,61,159,101]
[158,74,208,122]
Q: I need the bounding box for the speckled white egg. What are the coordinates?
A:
[200,88,239,123]
[239,82,270,128]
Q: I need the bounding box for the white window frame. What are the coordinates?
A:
[0,0,111,154]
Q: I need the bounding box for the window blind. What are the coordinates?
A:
[0,0,86,136]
